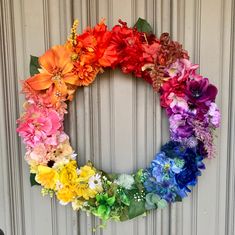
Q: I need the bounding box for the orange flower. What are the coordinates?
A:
[68,20,118,86]
[73,62,100,86]
[25,45,78,103]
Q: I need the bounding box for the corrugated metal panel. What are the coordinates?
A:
[0,0,234,234]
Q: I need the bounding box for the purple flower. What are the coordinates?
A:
[206,102,221,127]
[168,108,195,140]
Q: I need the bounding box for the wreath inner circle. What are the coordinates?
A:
[17,18,221,224]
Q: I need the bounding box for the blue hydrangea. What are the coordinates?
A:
[143,141,205,204]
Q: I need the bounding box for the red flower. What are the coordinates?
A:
[108,20,155,83]
[160,77,186,108]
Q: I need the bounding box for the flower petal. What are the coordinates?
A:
[63,74,79,85]
[39,49,56,73]
[52,45,72,71]
[26,73,52,90]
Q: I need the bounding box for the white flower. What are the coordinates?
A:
[116,174,135,190]
[88,174,102,190]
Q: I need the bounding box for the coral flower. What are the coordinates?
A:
[25,45,77,103]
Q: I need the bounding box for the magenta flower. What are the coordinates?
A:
[186,78,218,105]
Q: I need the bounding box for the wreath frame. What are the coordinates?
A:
[17,18,221,225]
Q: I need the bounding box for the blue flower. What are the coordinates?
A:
[175,148,205,191]
[143,141,205,204]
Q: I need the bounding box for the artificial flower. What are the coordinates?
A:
[25,143,48,165]
[93,193,116,221]
[165,59,200,81]
[57,185,75,204]
[72,198,85,210]
[59,160,78,186]
[78,165,96,181]
[35,165,59,189]
[206,102,221,127]
[25,45,78,103]
[17,103,61,147]
[88,173,103,191]
[186,78,218,109]
[75,183,97,200]
[116,174,135,190]
[160,77,186,108]
[70,19,118,86]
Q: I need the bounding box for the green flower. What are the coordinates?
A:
[94,193,116,221]
[116,174,135,190]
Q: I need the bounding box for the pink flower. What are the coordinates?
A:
[166,59,201,81]
[17,103,62,147]
[25,143,48,165]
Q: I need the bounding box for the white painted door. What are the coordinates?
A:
[0,0,234,235]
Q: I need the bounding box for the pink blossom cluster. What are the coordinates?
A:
[17,100,73,165]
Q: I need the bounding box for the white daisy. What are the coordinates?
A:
[88,174,102,190]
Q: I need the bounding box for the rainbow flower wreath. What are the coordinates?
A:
[17,18,221,223]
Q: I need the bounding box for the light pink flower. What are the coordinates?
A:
[166,59,202,81]
[25,143,49,165]
[206,102,221,127]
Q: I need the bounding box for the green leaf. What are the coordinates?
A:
[30,173,40,186]
[175,195,183,202]
[119,207,129,221]
[146,193,160,205]
[107,195,116,206]
[128,200,146,220]
[134,18,153,34]
[157,199,168,209]
[145,202,156,210]
[120,192,130,206]
[30,55,40,76]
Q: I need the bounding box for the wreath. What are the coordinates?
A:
[17,18,221,225]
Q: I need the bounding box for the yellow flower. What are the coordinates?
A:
[78,165,95,181]
[35,165,59,189]
[59,160,78,186]
[57,186,75,203]
[75,182,97,200]
[72,198,84,210]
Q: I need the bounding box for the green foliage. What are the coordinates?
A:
[30,55,40,76]
[134,18,153,34]
[128,199,146,219]
[145,193,168,210]
[30,173,40,186]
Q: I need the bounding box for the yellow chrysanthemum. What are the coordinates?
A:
[59,160,78,186]
[75,182,97,200]
[35,166,59,190]
[57,186,75,203]
[78,165,95,181]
